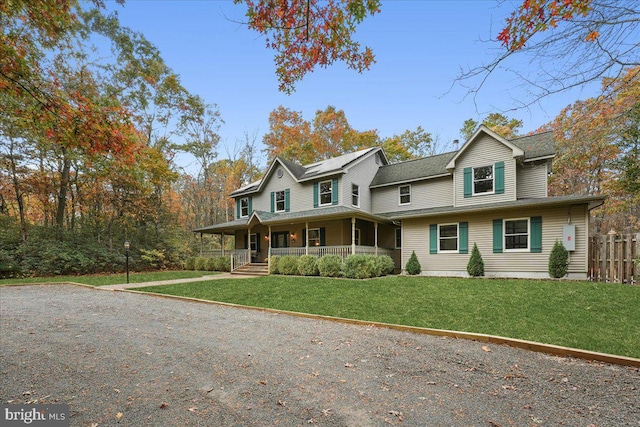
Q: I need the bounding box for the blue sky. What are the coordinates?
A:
[105,0,600,169]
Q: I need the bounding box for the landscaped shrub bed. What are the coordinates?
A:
[184,255,231,272]
[270,254,395,279]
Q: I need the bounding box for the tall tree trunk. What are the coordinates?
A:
[8,138,27,242]
[55,147,71,234]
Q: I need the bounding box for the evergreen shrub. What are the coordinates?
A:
[317,254,343,277]
[269,255,280,274]
[549,240,569,278]
[278,256,299,275]
[298,255,319,276]
[466,243,485,277]
[405,251,421,275]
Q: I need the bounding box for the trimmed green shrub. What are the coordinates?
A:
[215,256,231,272]
[344,254,378,279]
[184,257,196,270]
[194,256,207,271]
[318,254,343,277]
[549,240,569,278]
[269,255,281,274]
[466,243,485,277]
[139,248,167,270]
[278,256,299,275]
[205,257,218,271]
[298,255,319,276]
[376,255,395,276]
[405,251,421,275]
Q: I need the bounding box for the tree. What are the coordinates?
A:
[234,0,380,94]
[548,240,569,278]
[549,66,640,232]
[457,0,639,108]
[405,251,421,275]
[466,243,485,277]
[460,114,523,141]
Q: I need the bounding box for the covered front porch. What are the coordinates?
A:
[194,207,400,272]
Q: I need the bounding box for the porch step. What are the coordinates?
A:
[232,263,269,276]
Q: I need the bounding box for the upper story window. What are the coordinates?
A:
[399,184,411,205]
[352,184,360,207]
[504,218,529,251]
[473,165,494,195]
[438,224,458,252]
[275,190,286,212]
[319,180,333,206]
[239,197,249,218]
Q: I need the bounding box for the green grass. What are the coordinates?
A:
[135,276,640,359]
[0,271,214,286]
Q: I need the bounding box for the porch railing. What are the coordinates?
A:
[230,251,250,271]
[270,245,395,259]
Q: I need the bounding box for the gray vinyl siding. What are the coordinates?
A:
[516,161,549,199]
[371,177,453,214]
[402,205,588,277]
[454,134,517,207]
[253,166,300,212]
[342,152,381,211]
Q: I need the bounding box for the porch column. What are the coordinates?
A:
[305,222,309,256]
[374,222,378,256]
[268,226,272,272]
[351,217,356,255]
[248,227,252,263]
[221,232,225,256]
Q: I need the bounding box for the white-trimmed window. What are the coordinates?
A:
[354,228,361,246]
[319,180,332,206]
[473,165,494,195]
[504,218,529,251]
[438,223,458,252]
[352,184,360,207]
[240,197,249,218]
[249,233,257,251]
[308,228,321,246]
[275,190,285,212]
[399,184,411,205]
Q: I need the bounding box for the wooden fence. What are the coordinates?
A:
[588,233,639,284]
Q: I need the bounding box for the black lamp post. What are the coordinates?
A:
[124,241,130,284]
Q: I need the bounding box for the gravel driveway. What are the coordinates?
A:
[1,284,638,426]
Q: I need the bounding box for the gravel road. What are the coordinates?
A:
[1,284,638,426]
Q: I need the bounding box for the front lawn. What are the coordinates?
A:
[0,271,214,287]
[135,276,640,359]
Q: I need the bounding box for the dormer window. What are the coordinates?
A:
[275,190,285,212]
[473,165,494,195]
[239,197,249,218]
[399,184,411,205]
[319,180,333,206]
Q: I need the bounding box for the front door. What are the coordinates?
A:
[272,231,289,248]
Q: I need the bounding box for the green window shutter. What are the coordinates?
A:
[320,227,326,246]
[285,188,290,212]
[495,161,505,194]
[236,198,240,219]
[331,178,338,205]
[493,219,503,253]
[313,183,319,208]
[270,192,275,213]
[248,196,252,215]
[531,216,542,253]
[256,233,261,252]
[463,167,472,198]
[459,222,468,254]
[302,228,306,246]
[429,224,438,254]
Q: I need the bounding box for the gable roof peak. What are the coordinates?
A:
[445,125,525,169]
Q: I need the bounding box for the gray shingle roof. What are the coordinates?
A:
[378,194,604,220]
[371,131,556,188]
[370,151,456,188]
[510,131,556,160]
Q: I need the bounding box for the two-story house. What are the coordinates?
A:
[195,126,605,279]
